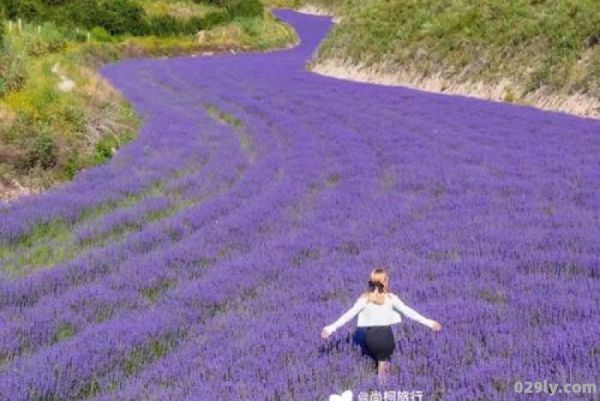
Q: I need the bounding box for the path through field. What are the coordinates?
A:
[0,9,599,401]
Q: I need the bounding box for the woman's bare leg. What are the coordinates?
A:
[377,361,389,385]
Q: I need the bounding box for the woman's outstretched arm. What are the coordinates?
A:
[322,296,368,336]
[390,293,441,330]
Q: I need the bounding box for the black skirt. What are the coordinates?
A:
[363,325,396,362]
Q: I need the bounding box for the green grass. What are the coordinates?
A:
[52,322,75,343]
[0,195,204,277]
[0,178,164,273]
[297,0,600,102]
[0,165,203,274]
[140,278,177,302]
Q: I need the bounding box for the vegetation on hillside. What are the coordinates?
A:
[267,0,600,111]
[0,0,297,200]
[2,0,265,36]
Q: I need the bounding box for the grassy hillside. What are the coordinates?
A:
[0,0,297,201]
[268,0,600,115]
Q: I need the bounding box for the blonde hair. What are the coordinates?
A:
[362,267,390,305]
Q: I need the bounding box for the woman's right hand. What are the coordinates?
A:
[431,321,442,332]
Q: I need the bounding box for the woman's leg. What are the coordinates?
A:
[377,361,386,375]
[377,360,391,385]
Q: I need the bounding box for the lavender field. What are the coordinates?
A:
[0,9,599,401]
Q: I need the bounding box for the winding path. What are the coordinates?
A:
[0,9,598,401]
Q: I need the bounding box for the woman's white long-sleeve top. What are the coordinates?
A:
[324,293,435,333]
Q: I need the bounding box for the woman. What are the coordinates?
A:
[320,267,442,383]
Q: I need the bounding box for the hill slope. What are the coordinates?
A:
[270,0,600,118]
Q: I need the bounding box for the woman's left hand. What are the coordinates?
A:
[321,327,331,339]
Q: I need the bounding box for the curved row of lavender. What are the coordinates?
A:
[0,9,598,401]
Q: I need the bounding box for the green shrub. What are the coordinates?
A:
[201,9,229,29]
[0,52,28,94]
[225,0,263,18]
[195,0,228,6]
[58,0,146,36]
[41,0,68,5]
[195,0,263,18]
[93,134,117,164]
[96,0,146,35]
[182,17,206,34]
[61,150,82,180]
[51,0,96,27]
[0,76,6,96]
[23,132,57,170]
[90,26,112,42]
[144,14,205,36]
[2,0,42,21]
[2,0,20,20]
[59,102,86,133]
[144,15,180,36]
[0,18,5,48]
[25,22,68,56]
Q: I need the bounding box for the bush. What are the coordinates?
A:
[90,26,112,42]
[144,15,205,36]
[2,0,18,20]
[25,22,69,56]
[93,134,118,164]
[194,0,263,18]
[97,0,146,35]
[28,132,57,169]
[201,10,229,30]
[13,130,57,171]
[58,0,146,36]
[58,0,101,30]
[0,18,5,49]
[144,7,239,35]
[2,0,42,21]
[144,15,180,36]
[61,150,82,179]
[0,52,28,95]
[225,0,263,18]
[195,0,228,6]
